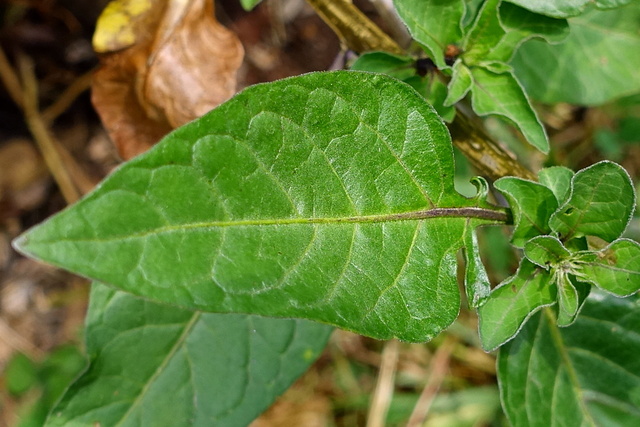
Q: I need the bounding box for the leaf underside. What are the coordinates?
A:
[498,292,640,426]
[46,283,331,427]
[15,71,498,342]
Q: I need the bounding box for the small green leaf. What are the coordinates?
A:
[512,3,640,105]
[498,293,640,426]
[239,0,263,11]
[549,161,635,242]
[46,283,332,427]
[15,71,506,343]
[463,221,491,308]
[575,238,640,296]
[538,165,574,205]
[444,60,473,106]
[423,76,457,122]
[462,0,568,64]
[556,277,590,327]
[350,52,416,80]
[462,0,504,65]
[504,0,635,18]
[524,235,570,268]
[393,0,465,69]
[494,177,558,247]
[478,258,556,351]
[469,67,549,152]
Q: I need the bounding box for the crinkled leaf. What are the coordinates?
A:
[393,0,465,69]
[498,293,640,426]
[494,177,558,247]
[15,71,504,343]
[524,235,570,269]
[576,239,640,296]
[469,67,549,152]
[478,258,556,351]
[549,161,635,242]
[444,60,473,106]
[504,0,634,18]
[46,283,331,427]
[538,165,574,205]
[512,3,640,105]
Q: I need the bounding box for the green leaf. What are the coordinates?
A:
[469,67,549,152]
[498,293,640,426]
[576,239,640,296]
[350,52,416,81]
[14,71,506,343]
[423,75,457,122]
[494,177,558,247]
[538,165,574,205]
[46,283,332,427]
[444,60,473,106]
[524,235,570,268]
[512,3,640,105]
[462,0,504,65]
[556,277,591,327]
[478,258,556,351]
[239,0,262,11]
[504,0,635,18]
[393,0,465,69]
[463,221,491,308]
[462,0,568,64]
[549,161,635,242]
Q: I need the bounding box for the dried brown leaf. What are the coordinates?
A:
[92,0,244,159]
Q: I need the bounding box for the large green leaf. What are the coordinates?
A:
[512,3,640,105]
[549,161,635,242]
[15,71,505,342]
[504,0,634,18]
[393,0,466,69]
[46,283,332,427]
[498,292,640,426]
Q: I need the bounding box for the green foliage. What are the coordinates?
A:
[45,283,331,427]
[239,0,262,11]
[15,71,503,343]
[12,0,640,425]
[498,291,640,425]
[513,2,640,105]
[479,161,640,350]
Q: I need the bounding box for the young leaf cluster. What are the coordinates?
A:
[479,161,640,350]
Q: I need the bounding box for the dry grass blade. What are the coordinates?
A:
[367,339,400,427]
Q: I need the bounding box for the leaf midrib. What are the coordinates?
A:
[24,206,508,246]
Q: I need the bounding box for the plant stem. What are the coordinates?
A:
[305,0,535,181]
[305,0,404,55]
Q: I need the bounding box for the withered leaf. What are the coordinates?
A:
[92,0,244,159]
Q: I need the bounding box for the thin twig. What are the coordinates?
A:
[18,53,82,203]
[406,337,456,427]
[305,0,404,54]
[0,317,45,361]
[0,47,23,108]
[367,339,400,427]
[42,69,94,124]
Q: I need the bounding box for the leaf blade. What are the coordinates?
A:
[45,283,332,427]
